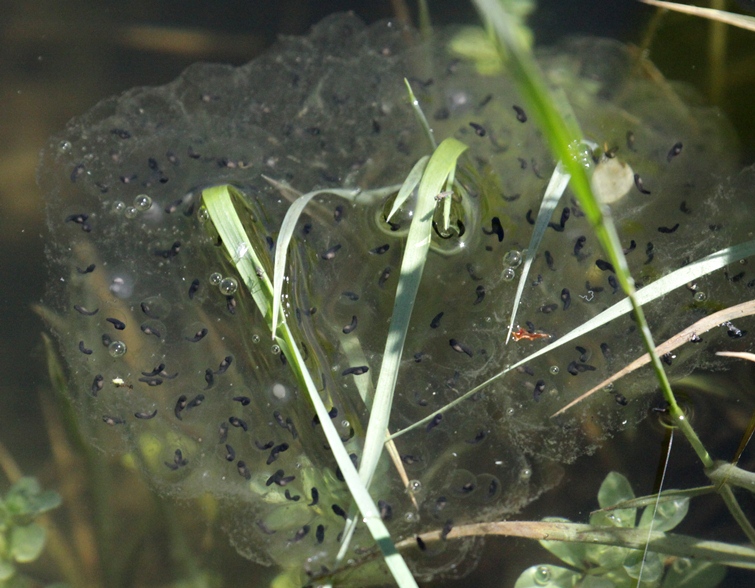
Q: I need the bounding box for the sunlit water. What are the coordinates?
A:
[2,1,755,586]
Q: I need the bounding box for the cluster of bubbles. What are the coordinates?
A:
[113,194,153,219]
[501,249,523,281]
[208,272,239,295]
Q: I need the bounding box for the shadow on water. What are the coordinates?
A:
[1,0,754,586]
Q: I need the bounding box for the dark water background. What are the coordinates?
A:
[1,0,754,586]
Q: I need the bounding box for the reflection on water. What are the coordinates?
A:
[2,1,755,586]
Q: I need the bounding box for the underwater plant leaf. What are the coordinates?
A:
[638,495,689,533]
[623,549,664,583]
[661,559,726,588]
[514,564,583,588]
[538,517,590,569]
[10,523,46,563]
[0,561,15,581]
[591,472,636,528]
[641,0,755,33]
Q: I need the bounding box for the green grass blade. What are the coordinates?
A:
[359,136,468,490]
[263,178,361,338]
[202,185,418,587]
[505,160,572,344]
[391,239,755,439]
[386,155,429,222]
[404,79,437,150]
[202,185,274,319]
[471,0,715,471]
[334,136,468,574]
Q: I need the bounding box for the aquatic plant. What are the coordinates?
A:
[35,1,755,586]
[0,477,61,585]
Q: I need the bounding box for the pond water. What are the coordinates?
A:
[2,1,755,587]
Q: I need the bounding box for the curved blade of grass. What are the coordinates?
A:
[504,161,571,344]
[472,0,726,474]
[404,79,437,150]
[599,486,716,512]
[553,298,755,416]
[359,136,468,489]
[640,0,755,33]
[263,177,401,339]
[334,137,468,568]
[391,239,755,439]
[386,155,429,222]
[265,179,359,338]
[202,185,418,588]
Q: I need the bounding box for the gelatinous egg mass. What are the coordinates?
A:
[39,13,752,582]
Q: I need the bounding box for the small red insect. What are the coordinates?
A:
[511,327,551,342]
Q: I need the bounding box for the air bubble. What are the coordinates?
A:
[113,201,125,213]
[341,420,350,429]
[197,206,210,222]
[251,334,261,344]
[520,468,532,481]
[271,344,281,355]
[58,140,72,153]
[549,365,560,375]
[124,206,139,219]
[672,558,692,573]
[219,277,238,295]
[503,250,522,268]
[694,291,707,302]
[534,565,551,585]
[506,407,515,417]
[408,480,422,494]
[403,511,419,523]
[134,194,152,211]
[209,272,222,286]
[502,267,516,281]
[108,340,127,357]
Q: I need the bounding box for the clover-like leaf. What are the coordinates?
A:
[514,564,583,588]
[10,523,46,563]
[591,472,636,528]
[539,517,589,569]
[0,559,16,581]
[638,496,689,533]
[661,559,726,588]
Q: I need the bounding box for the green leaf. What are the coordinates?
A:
[591,473,636,529]
[385,155,429,223]
[358,136,468,491]
[10,523,45,563]
[662,559,726,588]
[202,184,418,588]
[505,160,572,344]
[514,564,582,588]
[0,560,15,581]
[27,490,62,516]
[623,550,663,583]
[539,517,589,569]
[639,496,690,533]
